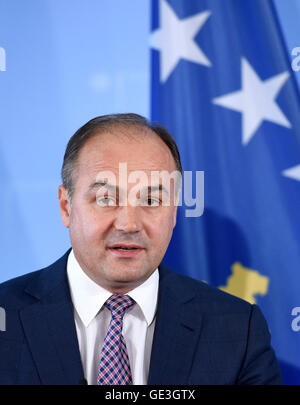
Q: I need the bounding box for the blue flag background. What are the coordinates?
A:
[151,0,300,384]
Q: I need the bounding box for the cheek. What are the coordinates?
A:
[147,210,176,246]
[69,207,105,242]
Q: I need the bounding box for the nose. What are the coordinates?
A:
[114,205,142,233]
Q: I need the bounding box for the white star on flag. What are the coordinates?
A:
[212,58,291,145]
[282,165,300,181]
[149,0,211,82]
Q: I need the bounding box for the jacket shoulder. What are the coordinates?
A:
[0,250,70,309]
[160,263,253,313]
[0,269,44,307]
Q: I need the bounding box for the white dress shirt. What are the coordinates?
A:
[66,249,159,385]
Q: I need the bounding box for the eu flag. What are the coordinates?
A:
[150,0,300,384]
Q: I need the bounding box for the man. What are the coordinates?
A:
[0,114,282,385]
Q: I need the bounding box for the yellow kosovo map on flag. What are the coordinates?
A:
[219,263,269,304]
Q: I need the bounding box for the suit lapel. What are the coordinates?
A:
[19,254,203,385]
[20,251,84,385]
[148,265,203,385]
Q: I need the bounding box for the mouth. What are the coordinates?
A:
[107,244,145,258]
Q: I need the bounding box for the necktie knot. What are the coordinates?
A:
[104,294,135,319]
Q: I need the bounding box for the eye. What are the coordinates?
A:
[145,197,160,206]
[96,196,116,206]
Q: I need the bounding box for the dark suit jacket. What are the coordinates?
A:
[0,250,282,385]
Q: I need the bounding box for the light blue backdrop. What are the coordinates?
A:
[0,0,299,281]
[0,0,151,280]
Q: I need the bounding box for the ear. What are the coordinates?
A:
[58,185,71,228]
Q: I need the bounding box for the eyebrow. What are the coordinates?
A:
[87,181,116,193]
[87,181,169,195]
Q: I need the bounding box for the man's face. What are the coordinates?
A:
[59,126,178,293]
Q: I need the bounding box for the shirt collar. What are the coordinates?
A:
[67,249,159,327]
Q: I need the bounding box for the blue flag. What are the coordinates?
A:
[150,0,300,384]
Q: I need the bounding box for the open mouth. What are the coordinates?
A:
[108,245,144,257]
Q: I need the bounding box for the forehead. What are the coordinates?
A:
[76,126,176,177]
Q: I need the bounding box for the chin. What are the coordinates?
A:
[107,268,149,284]
[111,271,145,283]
